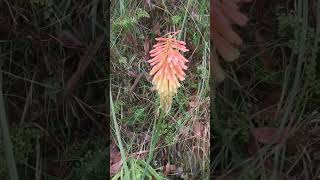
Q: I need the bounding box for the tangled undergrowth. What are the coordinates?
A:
[0,0,107,179]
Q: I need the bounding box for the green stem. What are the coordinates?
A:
[178,0,192,40]
[141,109,166,180]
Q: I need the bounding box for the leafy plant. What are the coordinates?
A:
[112,8,150,33]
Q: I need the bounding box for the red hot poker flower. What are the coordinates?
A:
[148,31,189,112]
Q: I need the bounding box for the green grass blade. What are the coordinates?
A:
[141,110,165,180]
[0,70,19,180]
[110,90,130,179]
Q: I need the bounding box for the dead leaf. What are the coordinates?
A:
[110,160,123,176]
[110,144,149,176]
[163,162,177,176]
[110,144,122,176]
[189,96,199,108]
[189,101,198,108]
[193,120,204,137]
[110,144,121,164]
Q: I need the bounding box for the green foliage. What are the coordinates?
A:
[277,12,318,51]
[72,148,107,180]
[0,126,42,178]
[123,106,147,124]
[132,107,147,123]
[171,15,182,25]
[112,8,150,33]
[160,122,176,145]
[112,158,167,180]
[278,12,320,98]
[11,127,42,164]
[114,100,124,117]
[135,8,150,19]
[277,13,301,38]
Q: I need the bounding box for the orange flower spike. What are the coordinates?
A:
[148,30,189,112]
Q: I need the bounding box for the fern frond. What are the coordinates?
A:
[148,31,189,112]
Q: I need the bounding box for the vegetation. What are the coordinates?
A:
[110,0,210,179]
[0,0,106,179]
[2,0,319,180]
[213,0,320,179]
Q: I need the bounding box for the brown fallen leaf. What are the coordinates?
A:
[110,144,121,164]
[109,145,149,176]
[110,160,123,176]
[163,162,177,176]
[193,120,204,137]
[189,96,200,108]
[110,143,122,176]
